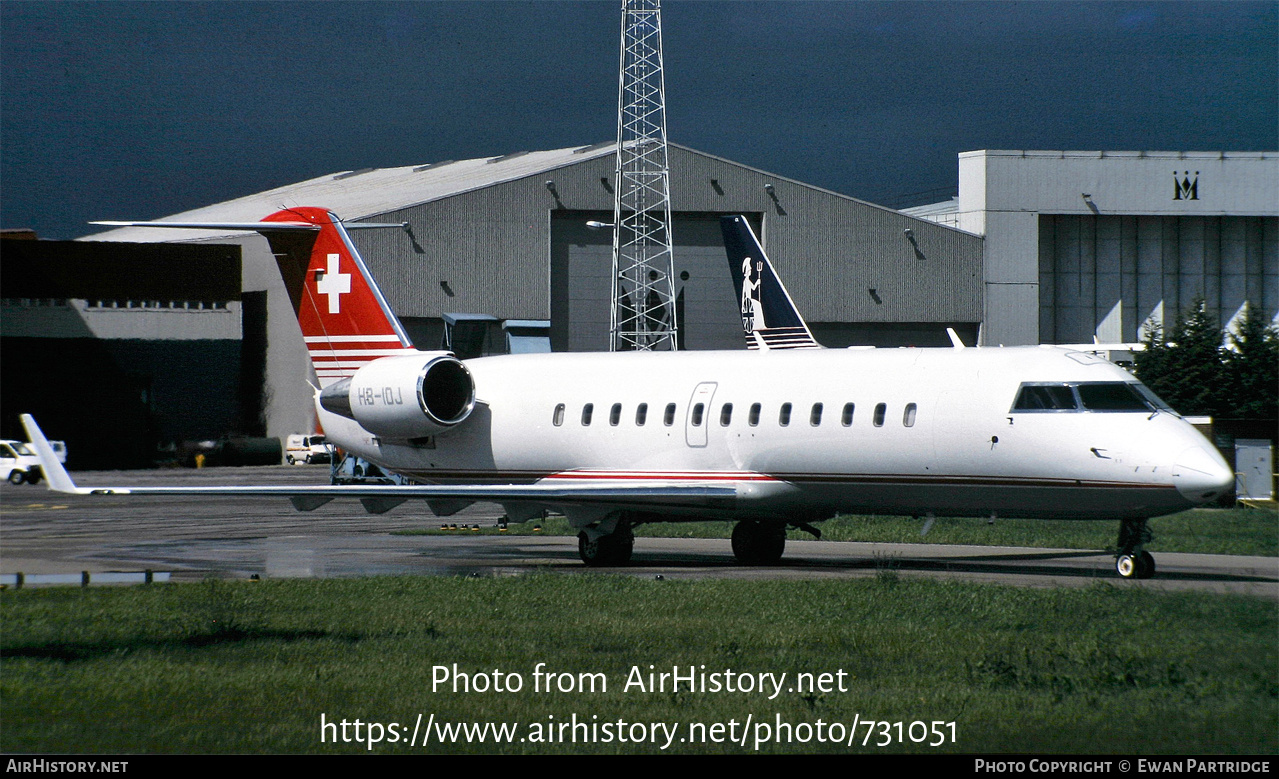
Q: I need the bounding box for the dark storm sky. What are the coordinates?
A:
[2,1,1275,239]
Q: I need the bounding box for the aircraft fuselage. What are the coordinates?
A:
[319,345,1232,524]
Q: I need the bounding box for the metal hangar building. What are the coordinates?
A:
[905,150,1278,348]
[85,142,984,440]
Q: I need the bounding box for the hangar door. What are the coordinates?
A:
[1039,215,1277,344]
[550,212,762,352]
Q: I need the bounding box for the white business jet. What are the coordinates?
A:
[21,211,1234,578]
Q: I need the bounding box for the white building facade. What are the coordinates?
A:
[910,150,1278,346]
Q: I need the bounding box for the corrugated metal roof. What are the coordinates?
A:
[901,198,959,218]
[83,143,618,243]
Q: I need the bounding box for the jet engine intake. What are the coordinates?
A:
[319,352,476,439]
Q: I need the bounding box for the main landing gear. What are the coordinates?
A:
[577,517,634,567]
[1115,518,1156,579]
[573,513,806,567]
[731,520,787,565]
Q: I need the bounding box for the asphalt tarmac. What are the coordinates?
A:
[2,465,1275,598]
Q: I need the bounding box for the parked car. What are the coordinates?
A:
[0,439,43,485]
[285,434,331,465]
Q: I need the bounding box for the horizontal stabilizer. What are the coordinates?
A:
[91,220,318,232]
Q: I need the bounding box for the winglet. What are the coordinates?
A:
[19,415,88,494]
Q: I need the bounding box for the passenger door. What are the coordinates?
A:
[685,382,717,448]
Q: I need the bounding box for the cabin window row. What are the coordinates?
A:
[552,401,918,428]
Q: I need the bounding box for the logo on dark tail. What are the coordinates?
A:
[740,257,762,333]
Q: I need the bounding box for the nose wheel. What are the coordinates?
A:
[1115,519,1156,579]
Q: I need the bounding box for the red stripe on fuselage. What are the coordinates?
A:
[544,471,779,482]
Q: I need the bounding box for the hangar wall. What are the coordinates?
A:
[948,150,1278,346]
[549,211,757,352]
[348,145,984,333]
[83,143,984,442]
[0,239,253,468]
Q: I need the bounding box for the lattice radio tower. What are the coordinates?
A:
[609,0,678,351]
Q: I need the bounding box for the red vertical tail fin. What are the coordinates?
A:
[260,208,413,386]
[92,208,415,386]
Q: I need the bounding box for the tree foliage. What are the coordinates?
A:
[1224,303,1279,418]
[1135,298,1278,419]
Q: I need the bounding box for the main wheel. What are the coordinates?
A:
[286,455,295,464]
[731,521,786,565]
[578,528,634,567]
[8,470,25,485]
[1136,550,1156,579]
[25,467,41,485]
[1116,553,1138,579]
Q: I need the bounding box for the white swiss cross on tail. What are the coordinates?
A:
[317,253,352,314]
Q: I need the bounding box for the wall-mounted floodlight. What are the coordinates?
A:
[763,182,787,215]
[1081,193,1100,215]
[903,227,925,260]
[586,221,615,229]
[545,180,564,209]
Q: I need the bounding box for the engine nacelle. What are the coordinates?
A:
[319,352,476,439]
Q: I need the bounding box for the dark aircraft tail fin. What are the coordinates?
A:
[720,215,820,350]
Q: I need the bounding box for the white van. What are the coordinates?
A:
[285,434,331,465]
[0,439,44,485]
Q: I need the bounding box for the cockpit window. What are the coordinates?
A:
[1076,383,1149,411]
[1013,384,1078,411]
[1133,384,1176,413]
[1011,382,1174,414]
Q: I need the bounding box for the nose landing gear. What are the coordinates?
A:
[1115,518,1156,579]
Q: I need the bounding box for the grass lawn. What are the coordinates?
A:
[2,575,1275,754]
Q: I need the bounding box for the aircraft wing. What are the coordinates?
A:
[19,415,737,512]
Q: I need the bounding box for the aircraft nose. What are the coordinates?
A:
[1172,446,1235,503]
